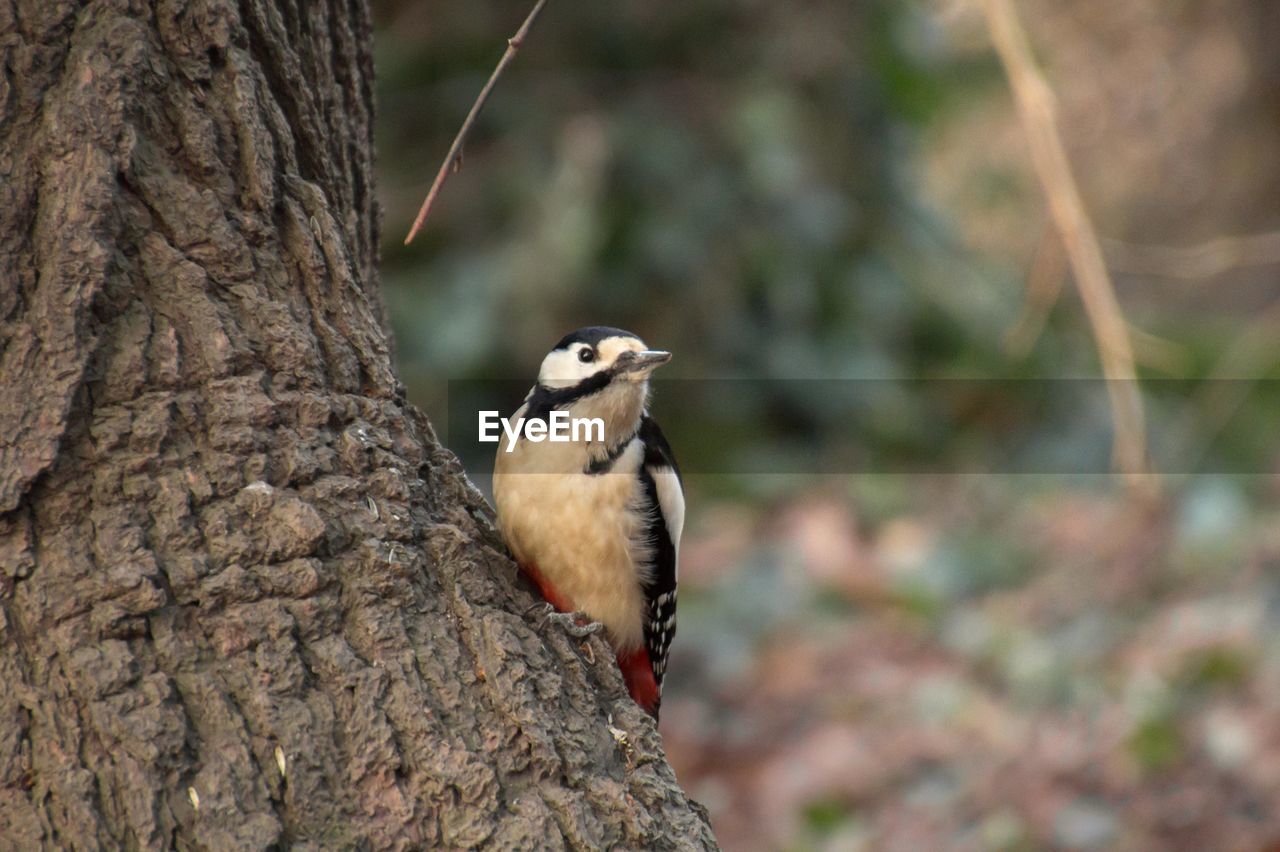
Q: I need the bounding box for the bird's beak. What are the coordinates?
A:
[615,349,672,374]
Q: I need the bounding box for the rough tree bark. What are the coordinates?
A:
[0,1,717,848]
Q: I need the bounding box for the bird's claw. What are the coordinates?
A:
[545,607,604,637]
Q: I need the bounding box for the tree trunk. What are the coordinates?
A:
[0,2,716,848]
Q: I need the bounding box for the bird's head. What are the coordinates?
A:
[532,326,670,439]
[538,326,670,387]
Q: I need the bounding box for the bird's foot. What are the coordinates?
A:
[544,606,604,637]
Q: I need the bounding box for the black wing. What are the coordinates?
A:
[637,415,683,715]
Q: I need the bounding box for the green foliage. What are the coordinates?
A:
[802,798,852,834]
[1128,714,1184,772]
[794,799,866,852]
[1178,646,1255,692]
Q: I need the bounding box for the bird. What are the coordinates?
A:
[492,326,683,719]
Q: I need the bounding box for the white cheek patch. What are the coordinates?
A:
[538,347,592,385]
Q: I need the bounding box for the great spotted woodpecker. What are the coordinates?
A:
[493,327,683,719]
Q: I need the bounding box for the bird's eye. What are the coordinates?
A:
[578,348,595,363]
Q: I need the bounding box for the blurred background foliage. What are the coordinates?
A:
[372,0,1280,848]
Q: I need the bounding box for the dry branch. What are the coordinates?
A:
[981,0,1151,489]
[404,0,551,244]
[1172,298,1280,473]
[1004,224,1066,357]
[1103,231,1280,280]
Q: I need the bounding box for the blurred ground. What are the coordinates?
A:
[371,0,1280,848]
[666,475,1280,850]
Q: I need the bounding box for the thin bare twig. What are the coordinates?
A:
[1003,225,1192,373]
[1103,231,1280,280]
[403,0,551,245]
[1004,224,1066,358]
[1126,324,1190,375]
[981,0,1151,491]
[1171,298,1280,474]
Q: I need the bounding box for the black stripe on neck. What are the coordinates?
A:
[524,371,613,422]
[585,434,635,475]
